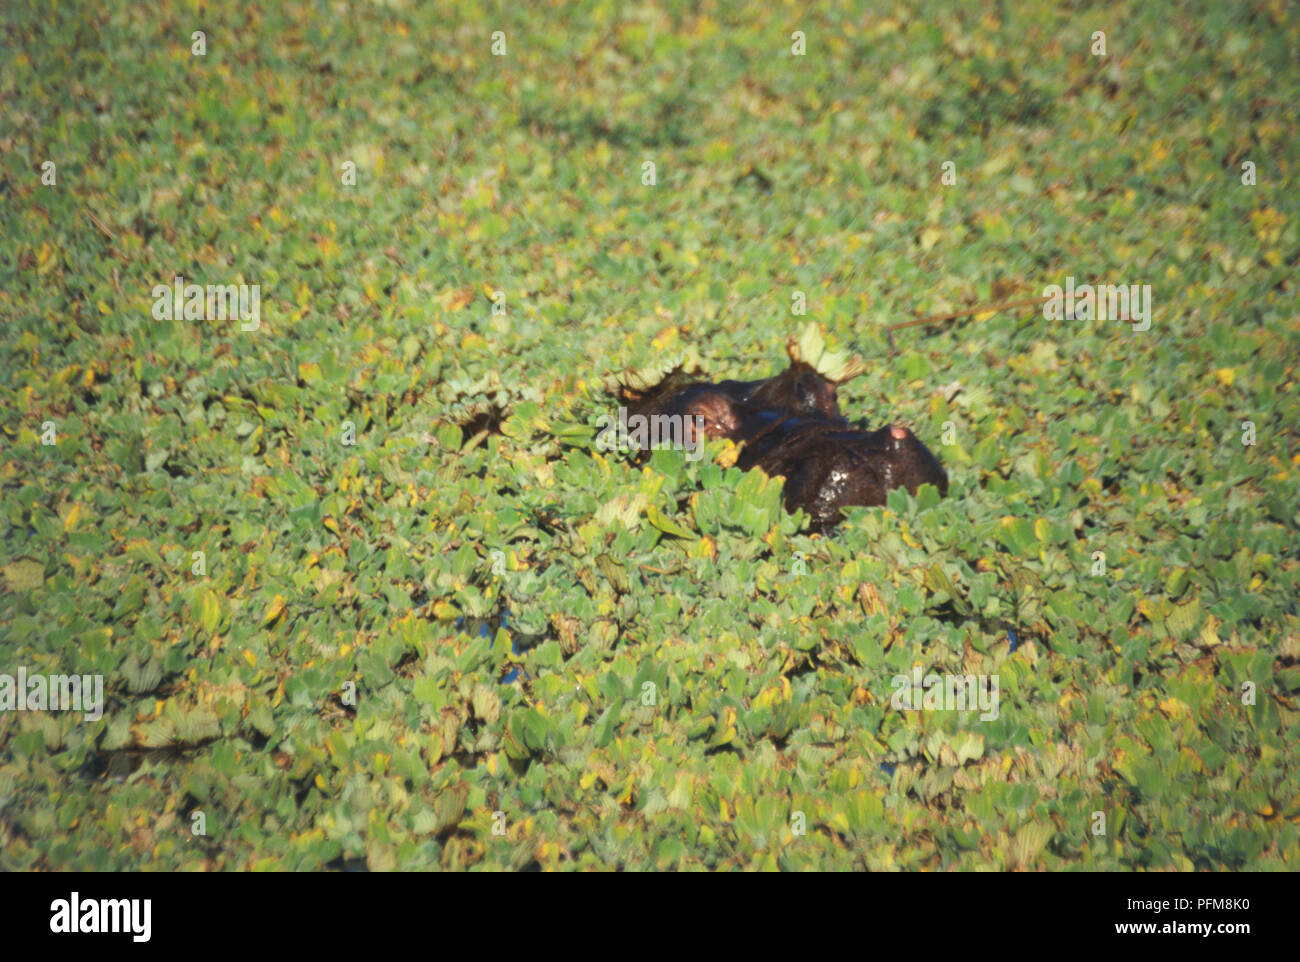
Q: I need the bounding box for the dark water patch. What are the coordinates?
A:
[455,608,550,684]
[456,402,508,439]
[928,598,1039,653]
[77,738,219,785]
[325,855,370,872]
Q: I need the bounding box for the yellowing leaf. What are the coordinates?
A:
[262,594,286,627]
[441,287,474,312]
[715,440,740,468]
[199,589,221,635]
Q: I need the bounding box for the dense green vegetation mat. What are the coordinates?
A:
[1,1,1297,870]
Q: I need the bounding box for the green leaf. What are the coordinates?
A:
[2,558,44,591]
[646,504,696,540]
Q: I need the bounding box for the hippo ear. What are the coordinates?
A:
[786,325,866,384]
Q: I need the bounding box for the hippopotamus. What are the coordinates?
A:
[613,343,948,528]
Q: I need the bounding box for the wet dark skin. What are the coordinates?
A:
[618,353,949,528]
[625,359,848,430]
